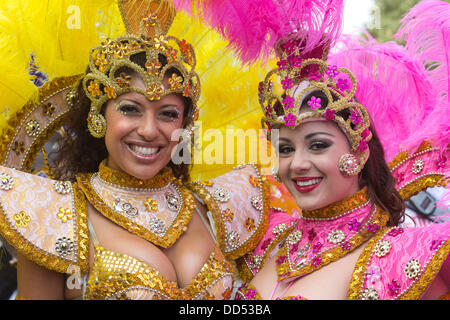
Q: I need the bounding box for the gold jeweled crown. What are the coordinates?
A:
[259,38,372,153]
[83,1,200,138]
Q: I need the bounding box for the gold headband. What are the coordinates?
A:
[259,38,372,153]
[83,1,200,138]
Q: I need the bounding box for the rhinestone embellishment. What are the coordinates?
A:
[0,172,14,191]
[250,195,263,211]
[112,198,138,217]
[226,231,240,250]
[411,159,424,174]
[53,181,71,194]
[296,243,311,259]
[272,223,287,235]
[213,188,231,203]
[149,217,166,236]
[25,120,40,137]
[404,259,421,279]
[286,230,303,245]
[374,240,391,257]
[360,287,379,300]
[328,229,346,244]
[165,192,181,211]
[248,254,262,270]
[55,237,74,257]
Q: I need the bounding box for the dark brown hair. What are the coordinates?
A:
[51,52,193,183]
[359,120,405,226]
[276,90,405,225]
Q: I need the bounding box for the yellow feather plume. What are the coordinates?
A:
[0,1,278,179]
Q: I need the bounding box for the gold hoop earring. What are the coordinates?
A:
[338,153,361,176]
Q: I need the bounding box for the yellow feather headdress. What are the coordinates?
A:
[0,0,274,181]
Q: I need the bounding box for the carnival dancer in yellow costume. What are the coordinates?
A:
[0,0,271,300]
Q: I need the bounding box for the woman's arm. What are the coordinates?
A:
[420,275,449,300]
[17,253,65,300]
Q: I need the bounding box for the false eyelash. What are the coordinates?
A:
[115,101,139,115]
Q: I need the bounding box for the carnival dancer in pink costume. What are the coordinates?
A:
[173,0,450,299]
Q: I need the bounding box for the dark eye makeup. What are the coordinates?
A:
[309,139,332,151]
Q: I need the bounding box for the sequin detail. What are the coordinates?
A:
[84,245,234,300]
[98,160,175,188]
[0,172,14,191]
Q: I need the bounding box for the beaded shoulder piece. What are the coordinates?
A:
[0,75,81,173]
[236,208,298,283]
[388,140,450,201]
[189,164,270,260]
[0,165,89,273]
[348,223,450,300]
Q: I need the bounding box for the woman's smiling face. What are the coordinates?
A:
[277,120,361,210]
[104,76,185,180]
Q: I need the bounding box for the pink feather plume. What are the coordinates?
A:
[329,1,450,207]
[395,0,450,152]
[171,0,345,65]
[328,33,438,162]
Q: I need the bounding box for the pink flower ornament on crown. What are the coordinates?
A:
[259,38,373,156]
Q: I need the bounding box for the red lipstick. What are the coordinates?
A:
[291,177,323,193]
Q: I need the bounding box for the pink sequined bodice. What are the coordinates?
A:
[237,188,450,300]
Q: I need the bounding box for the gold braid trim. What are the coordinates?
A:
[0,75,82,170]
[72,182,90,274]
[347,234,450,300]
[0,182,89,274]
[302,187,369,219]
[232,171,270,260]
[188,182,225,248]
[346,228,388,300]
[76,172,194,248]
[398,174,447,201]
[388,140,433,170]
[98,160,175,188]
[399,241,450,300]
[15,295,31,300]
[235,256,254,283]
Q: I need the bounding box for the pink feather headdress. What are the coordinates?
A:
[171,0,345,65]
[395,0,450,153]
[327,33,439,162]
[326,0,450,161]
[328,0,450,208]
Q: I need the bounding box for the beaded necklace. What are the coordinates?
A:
[76,161,196,248]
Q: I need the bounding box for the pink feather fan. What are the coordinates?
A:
[329,0,450,209]
[328,33,438,163]
[395,0,450,153]
[395,0,450,209]
[171,0,345,65]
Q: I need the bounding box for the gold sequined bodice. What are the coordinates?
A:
[0,162,268,300]
[84,244,234,300]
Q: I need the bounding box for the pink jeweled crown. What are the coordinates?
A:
[259,37,372,153]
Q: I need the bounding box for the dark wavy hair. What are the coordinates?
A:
[275,90,405,226]
[51,52,193,183]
